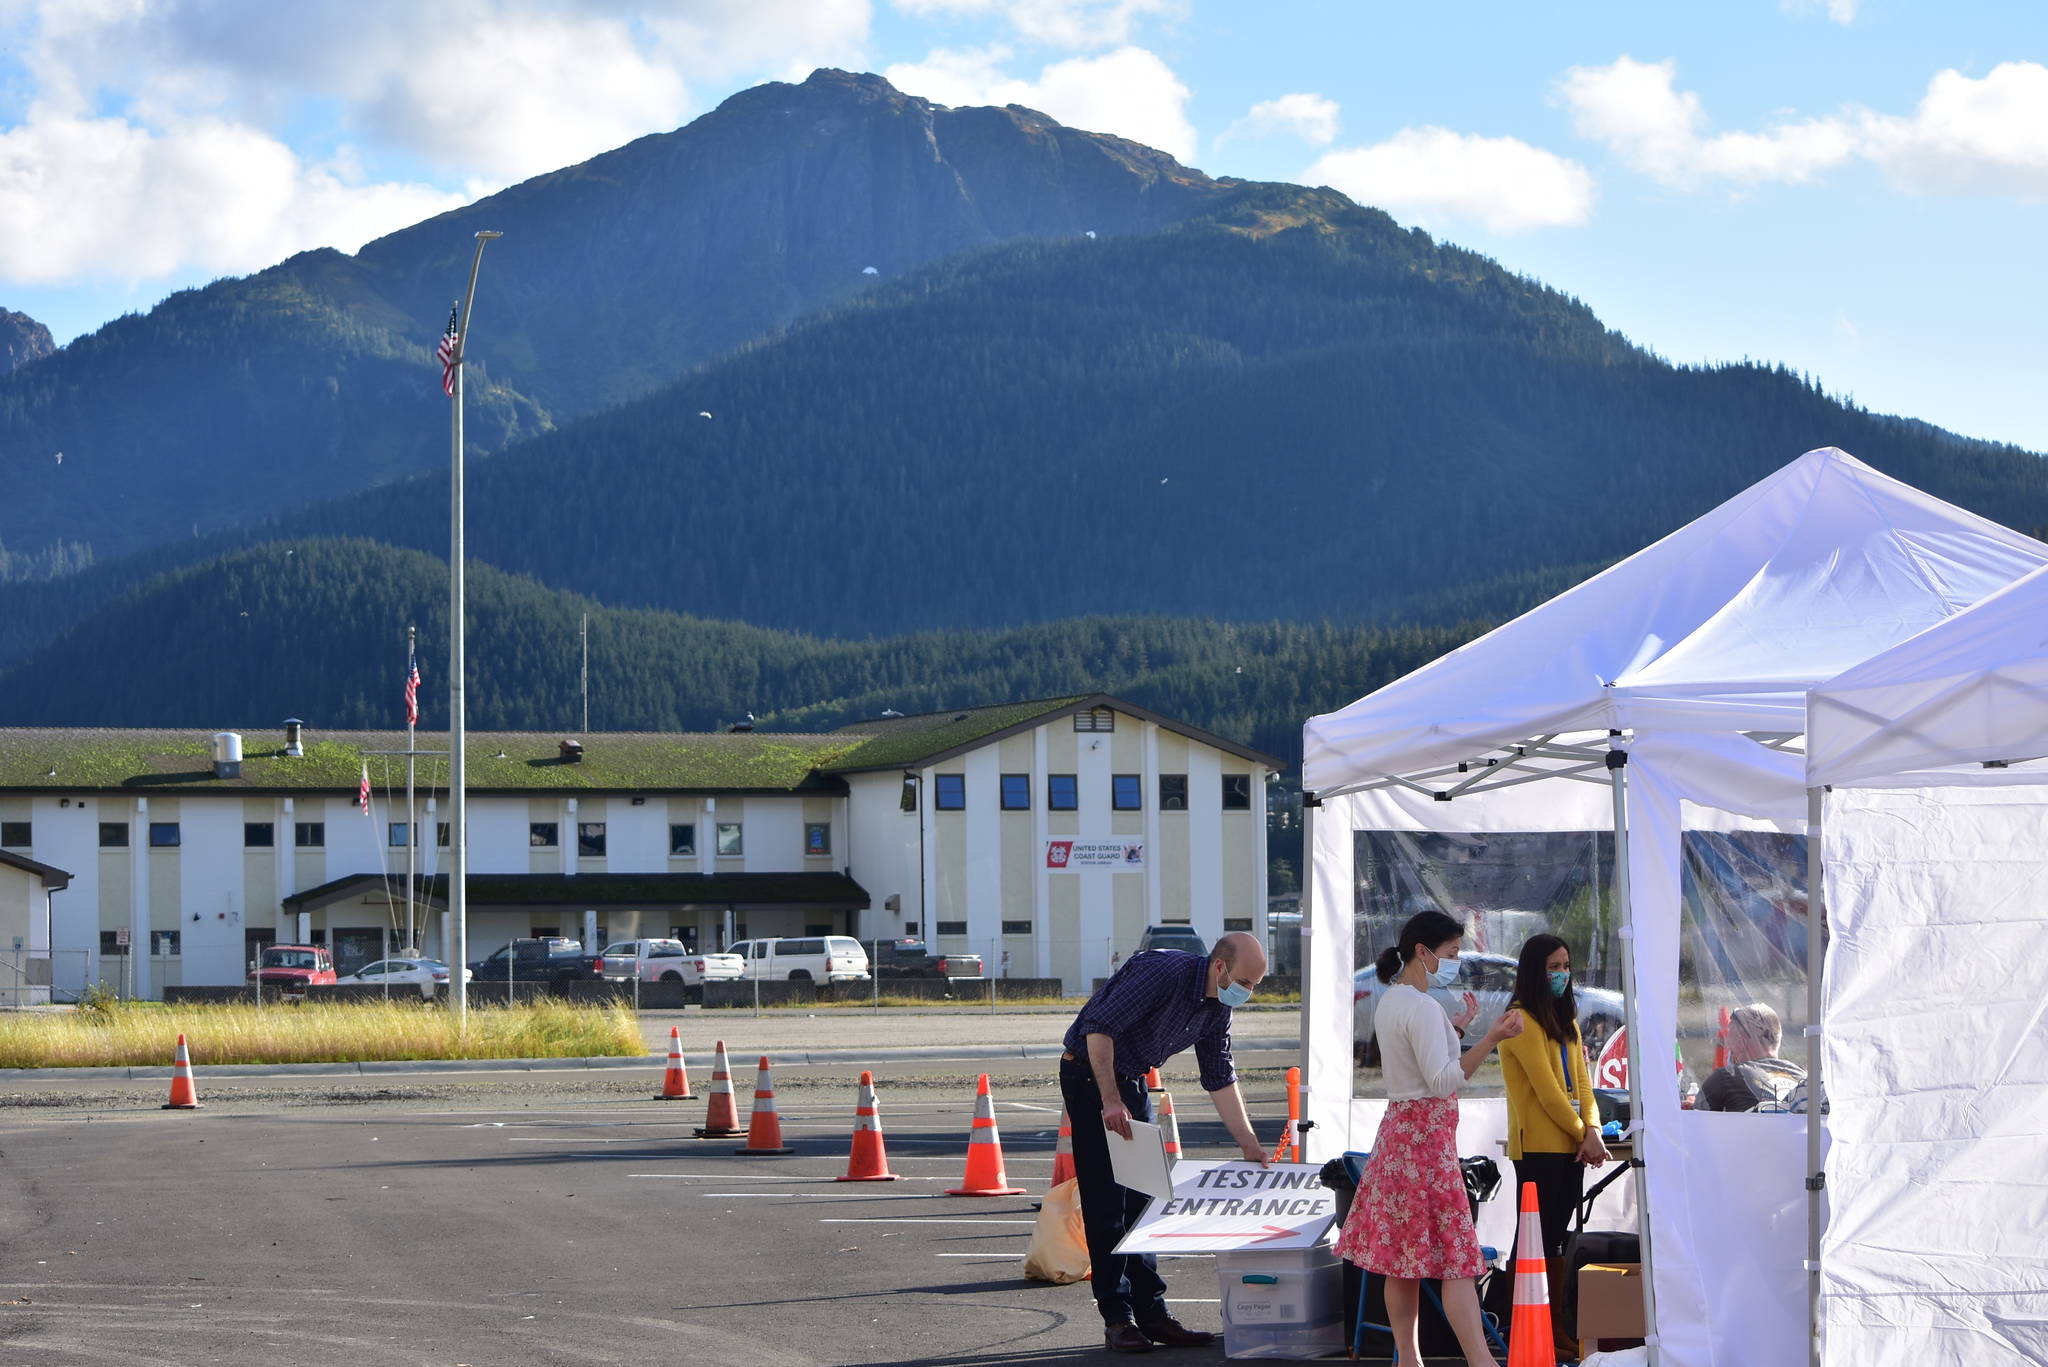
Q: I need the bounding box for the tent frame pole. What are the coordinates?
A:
[1297,794,1319,1162]
[1608,733,1663,1365]
[1806,785,1826,1367]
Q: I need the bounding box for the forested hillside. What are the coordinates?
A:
[0,539,1476,767]
[0,69,1226,567]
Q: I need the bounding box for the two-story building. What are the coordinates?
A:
[0,695,1278,997]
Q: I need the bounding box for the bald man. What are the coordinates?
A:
[1059,931,1271,1352]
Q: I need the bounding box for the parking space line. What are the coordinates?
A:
[819,1218,1036,1225]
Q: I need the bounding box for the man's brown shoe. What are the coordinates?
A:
[1103,1322,1155,1353]
[1137,1316,1217,1347]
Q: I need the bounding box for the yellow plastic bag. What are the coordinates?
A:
[1023,1177,1091,1284]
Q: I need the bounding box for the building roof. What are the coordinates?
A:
[0,848,71,893]
[0,729,866,796]
[822,693,1283,772]
[281,871,869,913]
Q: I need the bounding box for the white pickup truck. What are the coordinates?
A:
[595,938,743,986]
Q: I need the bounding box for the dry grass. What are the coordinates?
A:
[0,999,644,1069]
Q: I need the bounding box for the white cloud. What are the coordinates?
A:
[1304,127,1595,233]
[0,0,874,292]
[885,44,1195,161]
[1233,93,1340,146]
[0,109,465,285]
[1560,56,2048,199]
[891,0,1182,50]
[1781,0,1860,24]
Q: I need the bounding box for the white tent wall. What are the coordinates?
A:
[1819,786,2048,1366]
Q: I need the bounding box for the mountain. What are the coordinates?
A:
[0,308,53,375]
[215,184,2048,636]
[0,537,1475,768]
[0,69,1229,567]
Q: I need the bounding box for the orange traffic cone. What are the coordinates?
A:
[163,1033,201,1110]
[1508,1181,1558,1367]
[692,1039,745,1138]
[1157,1085,1182,1162]
[734,1056,796,1155]
[1050,1110,1076,1188]
[654,1026,697,1100]
[948,1073,1026,1196]
[837,1070,902,1181]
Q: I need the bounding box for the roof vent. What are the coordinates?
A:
[282,718,304,758]
[213,731,244,779]
[559,739,584,763]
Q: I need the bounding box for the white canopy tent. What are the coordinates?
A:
[1808,564,2048,1366]
[1300,448,2048,1367]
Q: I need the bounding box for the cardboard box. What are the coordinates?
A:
[1577,1262,1646,1341]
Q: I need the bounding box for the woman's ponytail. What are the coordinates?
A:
[1374,946,1403,983]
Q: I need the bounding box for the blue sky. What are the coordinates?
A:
[2,1,2043,449]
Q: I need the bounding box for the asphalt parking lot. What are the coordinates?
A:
[0,1053,1378,1367]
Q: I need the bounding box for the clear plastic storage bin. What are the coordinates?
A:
[1218,1244,1345,1359]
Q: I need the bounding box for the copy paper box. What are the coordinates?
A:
[1577,1262,1646,1340]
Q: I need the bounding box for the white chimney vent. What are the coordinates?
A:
[213,731,244,779]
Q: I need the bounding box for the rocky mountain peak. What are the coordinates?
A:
[0,308,54,375]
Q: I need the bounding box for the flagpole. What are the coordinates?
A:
[448,229,502,1025]
[405,624,417,955]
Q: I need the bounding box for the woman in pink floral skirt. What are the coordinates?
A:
[1336,910,1523,1367]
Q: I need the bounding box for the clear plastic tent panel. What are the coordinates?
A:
[1677,826,1812,1112]
[1350,830,1623,1093]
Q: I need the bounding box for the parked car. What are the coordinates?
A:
[870,937,984,980]
[250,945,335,994]
[596,939,744,985]
[726,936,871,983]
[1135,925,1208,956]
[466,937,605,989]
[338,957,468,998]
[1353,952,1625,1067]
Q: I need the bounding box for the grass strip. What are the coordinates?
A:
[0,999,644,1069]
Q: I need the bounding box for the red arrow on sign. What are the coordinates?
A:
[1148,1225,1294,1245]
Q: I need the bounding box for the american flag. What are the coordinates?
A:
[357,763,371,815]
[436,305,459,397]
[404,642,421,727]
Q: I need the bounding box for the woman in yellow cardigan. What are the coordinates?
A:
[1500,933,1609,1357]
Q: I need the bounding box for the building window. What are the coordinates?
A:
[805,823,831,857]
[1048,774,1078,811]
[716,822,744,857]
[1111,774,1142,810]
[244,822,275,848]
[1159,774,1188,811]
[99,931,130,957]
[1222,774,1253,810]
[529,822,558,848]
[935,774,966,810]
[578,822,607,858]
[99,822,130,848]
[936,920,967,936]
[1000,774,1031,810]
[669,823,696,856]
[1074,706,1116,732]
[151,930,182,956]
[388,822,410,848]
[1002,920,1031,935]
[1224,918,1254,932]
[148,822,181,848]
[294,821,325,848]
[436,823,450,848]
[0,821,30,847]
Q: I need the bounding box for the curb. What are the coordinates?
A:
[4,1036,1298,1081]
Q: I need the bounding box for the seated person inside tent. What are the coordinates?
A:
[1697,1003,1807,1112]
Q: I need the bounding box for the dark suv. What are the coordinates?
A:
[871,938,985,979]
[1135,925,1208,956]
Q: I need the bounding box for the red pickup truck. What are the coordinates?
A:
[249,945,337,994]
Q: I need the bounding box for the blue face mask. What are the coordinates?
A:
[1218,980,1253,1008]
[1548,971,1571,998]
[1423,948,1460,989]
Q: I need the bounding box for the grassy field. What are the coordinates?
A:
[0,999,645,1069]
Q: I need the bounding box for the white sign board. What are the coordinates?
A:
[1114,1161,1337,1254]
[1044,839,1145,870]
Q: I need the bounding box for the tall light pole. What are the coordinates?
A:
[448,228,501,1024]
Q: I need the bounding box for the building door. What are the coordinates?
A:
[332,927,384,977]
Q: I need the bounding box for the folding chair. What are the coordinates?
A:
[1339,1150,1509,1361]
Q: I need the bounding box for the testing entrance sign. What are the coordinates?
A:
[1114,1161,1337,1254]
